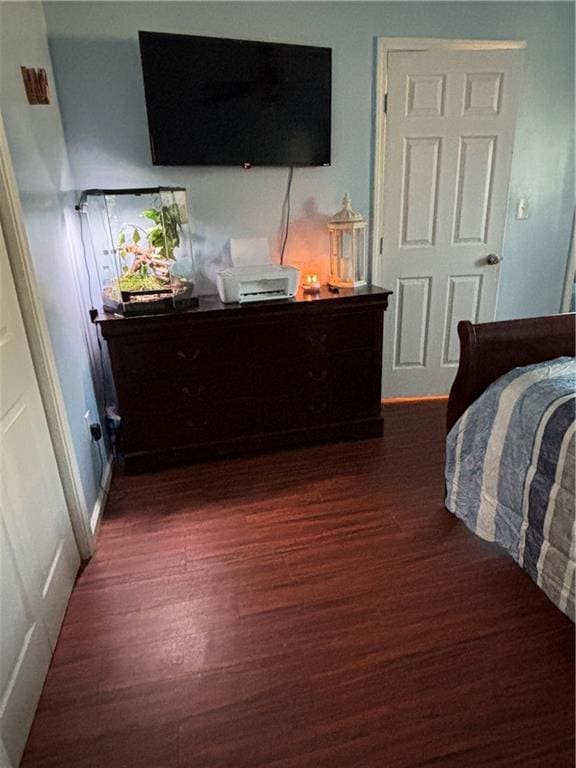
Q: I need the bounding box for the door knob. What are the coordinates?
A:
[486,254,502,265]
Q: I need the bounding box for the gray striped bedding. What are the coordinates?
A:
[445,357,575,620]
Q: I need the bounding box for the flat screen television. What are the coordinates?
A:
[138,31,332,167]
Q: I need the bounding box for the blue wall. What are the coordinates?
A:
[0,1,105,523]
[44,1,574,319]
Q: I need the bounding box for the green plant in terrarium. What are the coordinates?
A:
[116,204,183,293]
[141,204,182,260]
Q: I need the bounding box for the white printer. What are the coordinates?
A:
[216,238,300,304]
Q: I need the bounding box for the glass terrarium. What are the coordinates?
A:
[79,187,197,316]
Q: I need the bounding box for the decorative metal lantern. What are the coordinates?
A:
[328,193,368,289]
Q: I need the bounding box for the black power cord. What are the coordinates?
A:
[279,167,294,265]
[77,207,109,410]
[78,207,97,311]
[77,204,114,493]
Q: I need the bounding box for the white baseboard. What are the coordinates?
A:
[90,456,113,536]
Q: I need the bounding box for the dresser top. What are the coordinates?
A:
[96,284,392,337]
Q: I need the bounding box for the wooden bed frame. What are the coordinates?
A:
[446,313,575,432]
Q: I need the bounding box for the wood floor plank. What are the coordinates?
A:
[52,594,238,666]
[21,401,574,768]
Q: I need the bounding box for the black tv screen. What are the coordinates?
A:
[138,31,332,167]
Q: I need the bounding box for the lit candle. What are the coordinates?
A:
[303,272,321,295]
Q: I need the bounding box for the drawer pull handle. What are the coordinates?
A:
[186,417,209,428]
[307,369,328,382]
[305,332,328,347]
[176,348,200,361]
[308,401,328,413]
[182,384,207,396]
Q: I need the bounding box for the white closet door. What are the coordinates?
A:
[0,220,80,767]
[379,48,523,396]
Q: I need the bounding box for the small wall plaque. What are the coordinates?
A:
[21,67,50,105]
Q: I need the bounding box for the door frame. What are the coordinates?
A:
[0,113,94,559]
[560,212,575,312]
[371,37,527,289]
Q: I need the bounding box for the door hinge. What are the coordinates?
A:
[383,93,388,113]
[379,237,384,255]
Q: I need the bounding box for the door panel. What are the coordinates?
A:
[0,390,77,647]
[442,275,483,365]
[453,135,496,244]
[0,509,52,766]
[401,137,441,247]
[463,73,502,115]
[0,221,80,766]
[379,48,523,396]
[394,277,431,368]
[406,75,445,117]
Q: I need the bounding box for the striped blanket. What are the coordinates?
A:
[446,357,575,620]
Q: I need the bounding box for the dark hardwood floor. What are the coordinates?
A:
[22,401,574,768]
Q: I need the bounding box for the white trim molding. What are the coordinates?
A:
[0,113,95,559]
[561,212,575,313]
[371,37,527,289]
[90,455,113,536]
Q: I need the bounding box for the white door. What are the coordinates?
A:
[378,48,523,396]
[0,221,80,766]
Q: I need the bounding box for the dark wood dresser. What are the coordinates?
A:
[97,285,391,473]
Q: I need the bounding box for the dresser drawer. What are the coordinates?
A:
[115,332,247,381]
[119,362,254,412]
[250,310,383,359]
[257,394,331,431]
[113,335,255,407]
[255,349,381,430]
[252,348,381,399]
[121,397,260,451]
